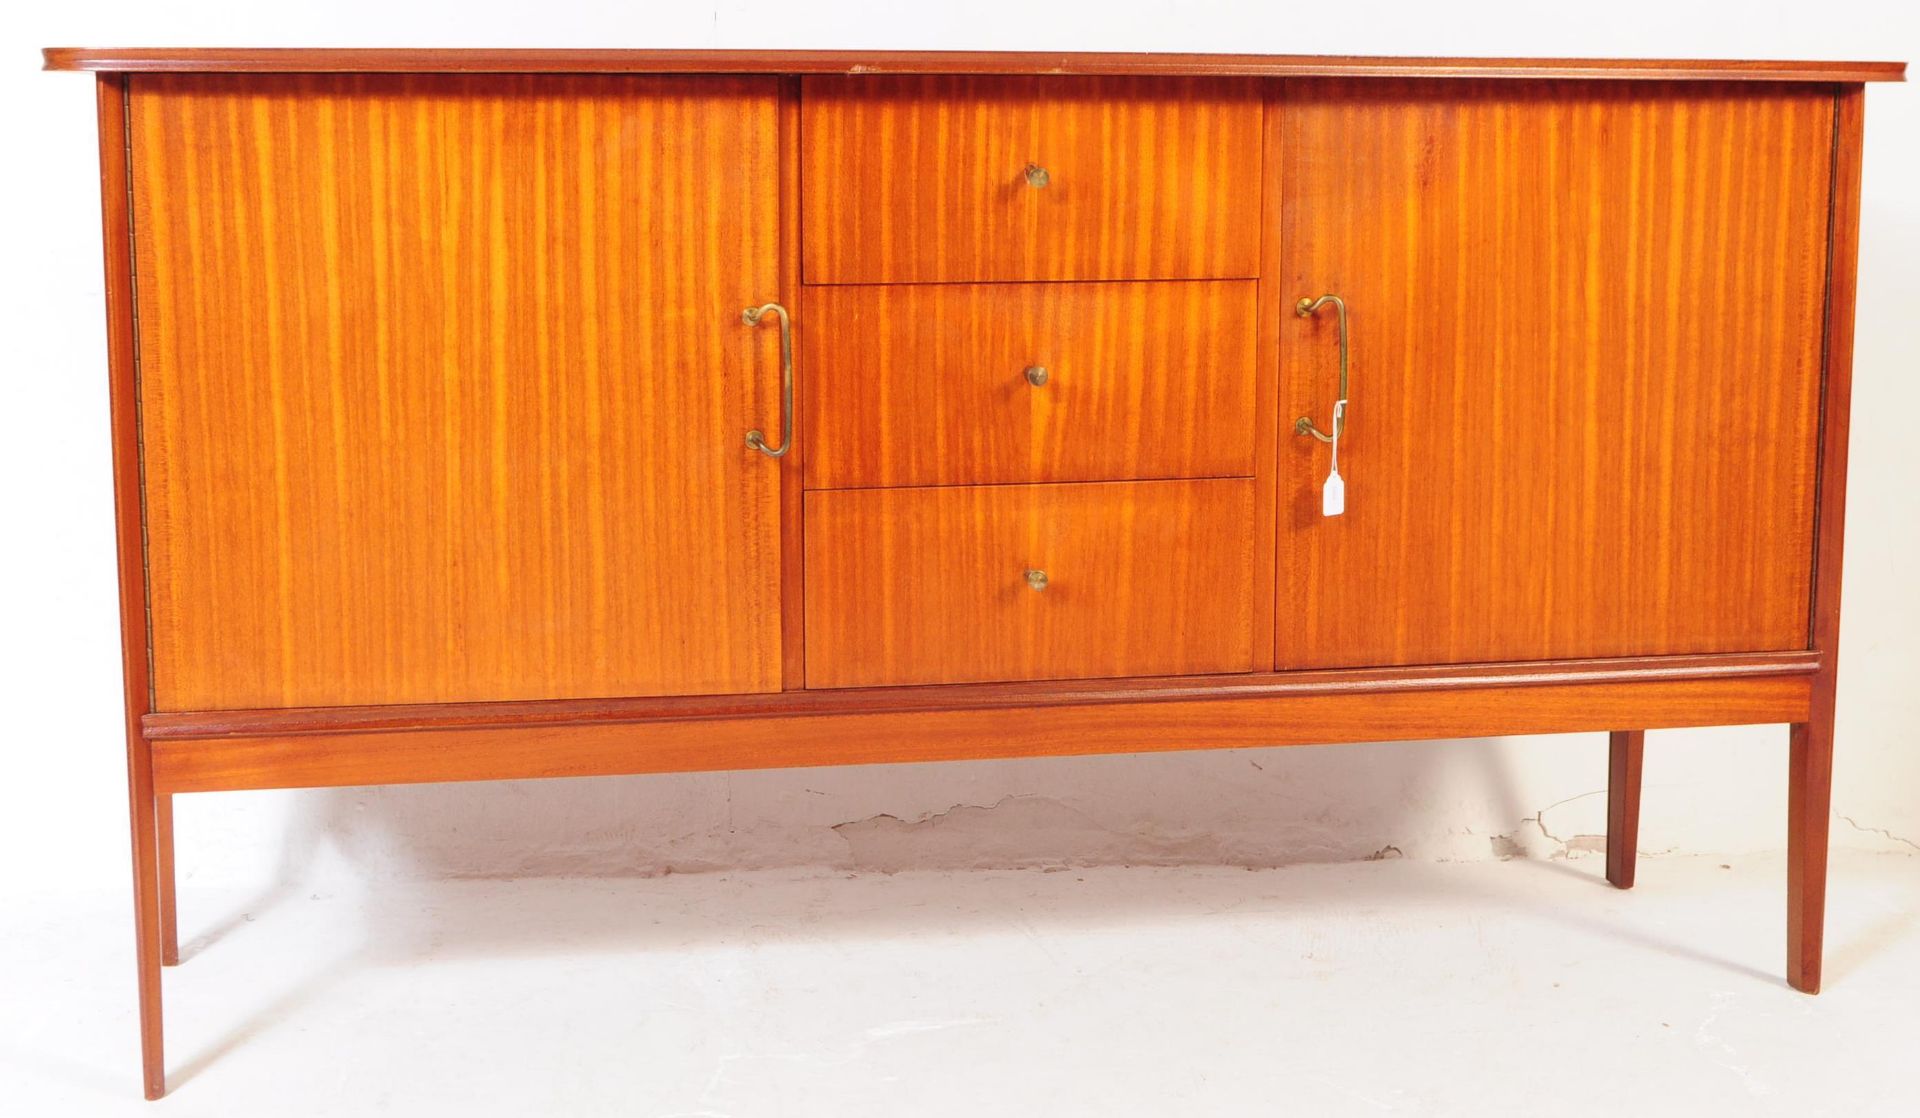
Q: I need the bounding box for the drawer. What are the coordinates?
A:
[804,280,1257,489]
[801,76,1264,284]
[804,479,1255,688]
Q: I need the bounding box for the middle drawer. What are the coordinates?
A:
[804,280,1258,489]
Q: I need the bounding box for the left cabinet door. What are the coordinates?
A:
[129,75,785,711]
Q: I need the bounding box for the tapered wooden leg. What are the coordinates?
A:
[1606,730,1645,889]
[157,794,180,967]
[98,73,166,1097]
[1788,716,1835,993]
[129,776,167,1097]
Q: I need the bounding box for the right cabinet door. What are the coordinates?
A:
[1277,80,1836,670]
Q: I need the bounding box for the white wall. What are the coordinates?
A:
[2,1,1914,896]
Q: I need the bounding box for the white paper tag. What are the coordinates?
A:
[1322,399,1347,517]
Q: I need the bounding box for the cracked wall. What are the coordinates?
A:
[120,723,1920,887]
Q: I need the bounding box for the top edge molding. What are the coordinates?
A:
[42,48,1908,82]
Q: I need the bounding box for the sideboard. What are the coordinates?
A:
[43,47,1904,1099]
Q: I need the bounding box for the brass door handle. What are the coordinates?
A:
[1025,569,1049,591]
[1024,365,1049,387]
[742,302,793,458]
[1024,162,1051,188]
[1293,294,1349,443]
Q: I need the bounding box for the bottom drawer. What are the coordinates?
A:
[804,479,1256,688]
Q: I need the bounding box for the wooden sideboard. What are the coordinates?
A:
[44,48,1904,1099]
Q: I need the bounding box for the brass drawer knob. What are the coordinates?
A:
[1023,162,1051,188]
[1024,569,1049,592]
[1024,365,1049,387]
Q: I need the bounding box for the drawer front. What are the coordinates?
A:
[805,281,1257,489]
[801,76,1264,283]
[805,479,1255,688]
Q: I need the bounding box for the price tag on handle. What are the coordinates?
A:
[1322,399,1347,517]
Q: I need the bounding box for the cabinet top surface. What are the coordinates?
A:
[41,48,1905,82]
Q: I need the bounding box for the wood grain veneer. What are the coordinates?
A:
[776,77,808,689]
[1251,86,1285,669]
[129,74,787,710]
[1276,79,1834,669]
[143,651,1821,739]
[805,479,1256,687]
[803,280,1258,488]
[150,674,1813,794]
[43,48,1907,83]
[801,76,1263,283]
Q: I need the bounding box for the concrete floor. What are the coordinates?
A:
[3,851,1915,1116]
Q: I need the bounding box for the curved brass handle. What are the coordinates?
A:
[1293,294,1349,444]
[742,301,793,458]
[1024,365,1049,388]
[1023,162,1051,188]
[1025,569,1049,592]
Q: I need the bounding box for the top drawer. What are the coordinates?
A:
[801,76,1264,284]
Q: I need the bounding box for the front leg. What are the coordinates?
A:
[1606,730,1645,889]
[128,764,167,1097]
[1787,715,1835,993]
[157,793,179,967]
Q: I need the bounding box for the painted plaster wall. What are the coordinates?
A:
[2,0,1915,895]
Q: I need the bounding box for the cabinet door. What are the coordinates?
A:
[1278,81,1834,669]
[131,75,784,710]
